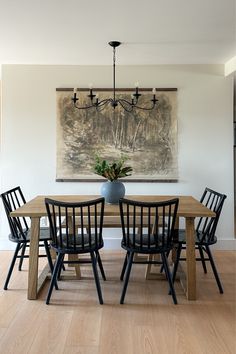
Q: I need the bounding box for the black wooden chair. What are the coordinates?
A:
[119,197,179,304]
[172,187,227,293]
[1,186,54,290]
[45,197,106,305]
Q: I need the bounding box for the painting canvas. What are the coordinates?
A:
[56,88,178,182]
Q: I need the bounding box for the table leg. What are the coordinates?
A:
[171,216,179,264]
[185,217,196,300]
[68,254,81,278]
[145,254,164,280]
[67,217,81,279]
[146,217,179,283]
[28,217,40,300]
[134,226,147,263]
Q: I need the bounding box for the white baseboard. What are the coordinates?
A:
[0,240,15,250]
[103,237,122,250]
[0,238,235,251]
[211,239,236,250]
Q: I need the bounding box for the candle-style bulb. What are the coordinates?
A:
[89,83,93,89]
[152,88,156,94]
[134,82,139,88]
[73,87,77,94]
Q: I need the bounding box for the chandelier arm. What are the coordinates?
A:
[73,102,97,110]
[118,98,135,106]
[96,106,107,112]
[97,98,113,108]
[132,102,157,111]
[117,99,134,113]
[118,98,157,112]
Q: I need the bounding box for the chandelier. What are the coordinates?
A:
[72,41,158,112]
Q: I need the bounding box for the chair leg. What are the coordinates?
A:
[44,241,58,291]
[172,244,182,285]
[46,253,64,305]
[96,251,106,281]
[90,251,104,304]
[18,243,26,271]
[161,252,178,305]
[4,243,22,290]
[160,249,170,274]
[57,252,65,272]
[198,245,207,274]
[57,254,65,280]
[44,241,53,272]
[120,251,129,281]
[205,245,224,294]
[120,252,134,304]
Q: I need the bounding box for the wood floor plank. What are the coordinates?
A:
[65,306,102,347]
[27,308,73,354]
[0,301,42,353]
[63,346,99,354]
[98,306,133,354]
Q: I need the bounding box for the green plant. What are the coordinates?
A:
[93,154,133,182]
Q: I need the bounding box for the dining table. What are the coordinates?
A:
[10,194,215,301]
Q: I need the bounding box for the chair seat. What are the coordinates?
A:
[51,233,104,253]
[176,229,217,245]
[122,233,173,253]
[8,227,51,243]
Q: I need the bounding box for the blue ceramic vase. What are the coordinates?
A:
[101,180,125,204]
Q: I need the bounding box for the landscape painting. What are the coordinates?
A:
[56,88,178,182]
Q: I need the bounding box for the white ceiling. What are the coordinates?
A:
[0,0,235,65]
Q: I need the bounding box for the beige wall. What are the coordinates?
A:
[0,64,235,249]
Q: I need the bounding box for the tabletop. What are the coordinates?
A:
[10,195,215,218]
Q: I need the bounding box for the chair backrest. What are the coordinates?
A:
[45,197,105,252]
[119,198,179,253]
[196,187,227,243]
[1,186,29,240]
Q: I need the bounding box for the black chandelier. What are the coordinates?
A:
[72,41,158,112]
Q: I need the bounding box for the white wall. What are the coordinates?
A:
[0,64,234,249]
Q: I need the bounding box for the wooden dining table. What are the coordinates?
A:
[10,194,215,301]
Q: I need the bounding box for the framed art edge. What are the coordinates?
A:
[56,178,179,183]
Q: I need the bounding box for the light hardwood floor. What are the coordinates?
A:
[0,250,235,354]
